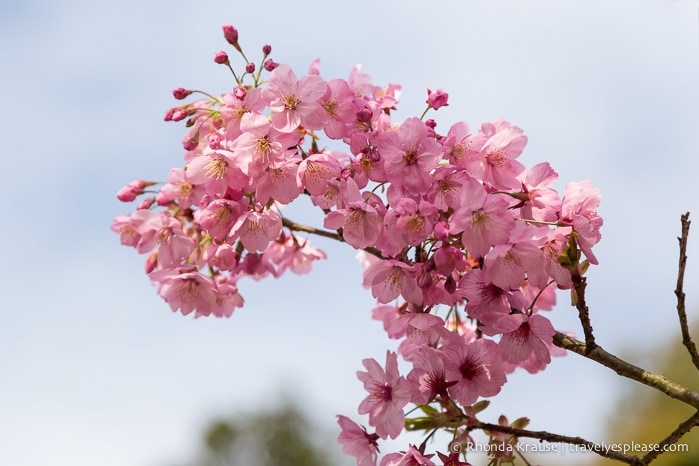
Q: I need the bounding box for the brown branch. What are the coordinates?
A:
[639,410,699,464]
[281,217,385,259]
[674,212,699,371]
[475,421,639,464]
[553,332,699,409]
[572,275,597,352]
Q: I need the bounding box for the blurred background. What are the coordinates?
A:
[2,1,699,465]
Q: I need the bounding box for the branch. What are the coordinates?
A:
[281,217,385,259]
[553,332,699,409]
[639,410,699,464]
[475,421,639,464]
[572,275,597,352]
[674,212,699,371]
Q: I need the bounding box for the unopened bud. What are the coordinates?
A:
[222,24,240,49]
[214,51,229,64]
[433,220,450,241]
[245,62,255,73]
[172,87,192,100]
[356,106,372,122]
[136,198,155,210]
[426,88,449,109]
[444,275,457,294]
[262,44,272,56]
[145,252,158,274]
[208,132,221,149]
[183,136,198,151]
[425,119,437,129]
[233,86,247,100]
[417,273,433,289]
[264,59,279,71]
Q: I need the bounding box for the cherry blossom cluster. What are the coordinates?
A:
[112,24,603,465]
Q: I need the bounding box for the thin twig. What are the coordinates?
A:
[639,410,699,464]
[476,421,639,464]
[553,332,699,409]
[674,212,699,370]
[281,217,384,259]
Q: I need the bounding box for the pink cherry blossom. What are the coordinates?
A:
[229,209,283,252]
[440,334,507,406]
[151,269,218,317]
[336,415,380,466]
[362,260,422,305]
[492,313,555,366]
[261,64,328,132]
[378,118,442,196]
[449,180,515,258]
[561,180,603,264]
[357,351,412,439]
[324,178,383,249]
[426,88,449,109]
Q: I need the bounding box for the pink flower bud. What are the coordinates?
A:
[262,44,272,56]
[444,274,457,294]
[426,88,449,109]
[245,62,255,73]
[222,24,239,47]
[171,108,187,122]
[356,106,372,122]
[214,51,229,64]
[183,135,198,151]
[233,86,247,100]
[433,220,450,241]
[117,179,153,202]
[208,132,221,149]
[425,119,437,129]
[144,252,158,274]
[263,59,279,71]
[172,87,192,100]
[136,198,155,210]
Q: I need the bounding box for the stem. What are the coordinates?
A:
[281,217,384,259]
[639,410,699,464]
[553,332,699,409]
[674,213,699,370]
[572,275,597,352]
[476,421,638,463]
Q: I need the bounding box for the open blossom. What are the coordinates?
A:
[478,120,527,189]
[379,117,442,196]
[229,208,283,252]
[357,351,412,439]
[324,178,382,249]
[440,334,507,406]
[261,64,328,132]
[490,313,556,365]
[336,416,379,466]
[449,179,515,258]
[561,180,603,264]
[362,260,422,305]
[151,269,218,316]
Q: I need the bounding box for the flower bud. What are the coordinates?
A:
[136,197,155,210]
[262,44,272,56]
[222,24,240,50]
[245,62,255,73]
[183,136,198,151]
[172,87,192,100]
[433,220,450,241]
[356,106,372,122]
[426,88,449,109]
[264,59,279,71]
[144,252,158,274]
[444,274,457,294]
[233,86,247,100]
[214,51,229,64]
[208,132,221,149]
[425,119,437,129]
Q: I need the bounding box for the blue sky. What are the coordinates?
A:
[2,1,699,465]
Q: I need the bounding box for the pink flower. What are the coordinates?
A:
[156,168,204,209]
[380,445,435,466]
[263,234,327,276]
[117,179,154,202]
[336,415,379,466]
[383,198,439,247]
[516,162,561,222]
[151,269,218,317]
[321,78,357,139]
[491,313,555,365]
[362,260,422,305]
[440,334,507,406]
[261,64,328,132]
[561,181,603,264]
[406,346,452,404]
[193,199,242,241]
[131,210,195,268]
[254,158,303,205]
[426,88,449,109]
[357,351,412,439]
[324,178,383,249]
[481,239,548,291]
[186,148,249,197]
[229,209,283,252]
[232,112,301,177]
[378,118,442,196]
[449,180,515,258]
[478,120,527,189]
